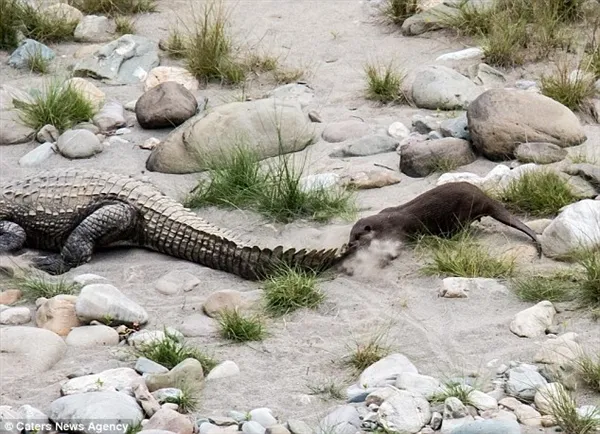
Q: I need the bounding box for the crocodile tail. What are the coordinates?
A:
[229,243,350,280]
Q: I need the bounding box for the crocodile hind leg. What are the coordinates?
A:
[0,221,27,251]
[32,203,138,275]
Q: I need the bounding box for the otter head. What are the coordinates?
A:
[348,216,382,249]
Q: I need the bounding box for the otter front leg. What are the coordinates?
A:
[0,221,26,251]
[32,203,137,275]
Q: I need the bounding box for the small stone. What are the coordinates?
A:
[0,110,35,145]
[329,134,399,158]
[145,358,204,392]
[43,3,83,23]
[74,15,115,42]
[299,173,340,192]
[144,66,200,92]
[155,271,201,295]
[264,83,314,109]
[430,412,442,430]
[509,301,556,338]
[8,39,55,69]
[60,367,142,395]
[93,100,126,132]
[128,328,183,348]
[440,113,470,141]
[243,421,266,434]
[140,137,160,150]
[73,274,107,286]
[206,361,240,380]
[448,419,521,434]
[19,142,56,167]
[516,80,538,90]
[308,110,322,122]
[410,65,483,110]
[36,124,59,143]
[340,169,402,190]
[75,283,148,326]
[203,290,251,318]
[36,295,83,336]
[515,142,568,164]
[66,78,106,110]
[178,313,217,338]
[505,366,548,402]
[135,357,169,375]
[412,114,441,134]
[0,328,66,377]
[388,121,411,140]
[0,290,22,305]
[152,388,182,403]
[534,383,569,415]
[143,408,194,434]
[250,408,277,428]
[513,403,542,426]
[266,425,290,434]
[136,82,199,129]
[16,405,49,432]
[444,397,469,419]
[65,325,119,347]
[440,277,508,298]
[133,381,161,418]
[468,391,498,411]
[315,405,361,434]
[359,353,418,389]
[436,47,484,61]
[115,127,131,135]
[56,129,103,159]
[287,420,312,434]
[378,390,431,433]
[0,307,31,325]
[470,63,506,87]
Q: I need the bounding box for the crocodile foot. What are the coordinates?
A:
[31,255,73,275]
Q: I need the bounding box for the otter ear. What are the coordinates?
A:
[364,225,372,232]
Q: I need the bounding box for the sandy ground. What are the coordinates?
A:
[1,0,599,432]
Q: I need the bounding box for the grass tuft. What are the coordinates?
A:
[15,79,96,132]
[307,377,345,400]
[184,143,356,223]
[343,332,391,373]
[68,0,157,16]
[26,48,51,74]
[431,380,474,405]
[164,382,199,413]
[576,351,600,392]
[115,15,135,34]
[217,309,266,342]
[419,230,516,278]
[0,0,23,49]
[544,384,600,434]
[541,60,597,112]
[574,249,600,308]
[164,29,187,58]
[135,329,217,373]
[480,14,527,67]
[497,170,582,217]
[15,274,80,301]
[364,61,406,104]
[381,0,419,26]
[263,265,323,316]
[511,271,580,303]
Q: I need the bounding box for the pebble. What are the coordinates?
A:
[56,129,103,159]
[250,408,278,428]
[329,134,399,158]
[36,124,60,143]
[74,15,115,42]
[73,274,107,286]
[206,361,240,380]
[75,283,148,326]
[133,381,161,417]
[65,325,120,347]
[436,47,483,61]
[128,328,184,348]
[287,420,312,434]
[178,313,217,337]
[388,121,411,140]
[135,357,169,375]
[19,142,56,167]
[203,290,254,318]
[155,271,201,295]
[440,113,470,141]
[140,137,161,150]
[145,358,204,392]
[152,388,182,403]
[36,295,83,336]
[468,391,498,412]
[144,408,194,434]
[513,403,542,426]
[93,100,126,132]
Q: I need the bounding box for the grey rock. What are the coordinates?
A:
[565,163,600,188]
[16,405,49,433]
[206,360,240,380]
[468,88,586,160]
[73,122,100,134]
[428,131,443,140]
[56,129,103,159]
[441,416,475,433]
[515,142,568,164]
[73,273,108,286]
[264,83,314,109]
[115,127,131,135]
[411,65,483,110]
[0,110,35,145]
[75,283,148,326]
[65,325,120,347]
[359,353,418,389]
[36,124,59,143]
[133,381,161,417]
[155,271,201,295]
[0,326,66,374]
[399,137,476,177]
[412,114,441,134]
[146,99,314,174]
[1,406,21,434]
[152,388,182,404]
[468,390,498,411]
[243,422,266,434]
[469,63,506,87]
[506,366,548,402]
[0,307,31,325]
[74,15,115,42]
[509,301,556,338]
[74,35,159,85]
[287,420,312,434]
[136,82,198,129]
[329,134,398,157]
[449,419,521,433]
[145,358,204,392]
[431,412,443,430]
[249,408,277,428]
[135,357,169,375]
[49,392,143,434]
[401,4,457,36]
[60,367,142,395]
[316,405,361,434]
[93,100,126,132]
[378,390,431,433]
[440,113,470,141]
[444,397,469,419]
[144,408,194,434]
[8,39,55,69]
[395,372,441,400]
[322,120,371,143]
[178,313,216,337]
[440,277,508,298]
[388,121,410,139]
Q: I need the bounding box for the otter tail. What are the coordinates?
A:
[488,204,542,258]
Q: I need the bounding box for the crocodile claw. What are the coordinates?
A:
[31,255,72,275]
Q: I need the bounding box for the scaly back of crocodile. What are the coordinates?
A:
[0,169,347,280]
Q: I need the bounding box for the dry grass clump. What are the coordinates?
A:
[364,61,407,104]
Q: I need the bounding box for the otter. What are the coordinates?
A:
[348,182,542,256]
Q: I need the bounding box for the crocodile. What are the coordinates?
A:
[0,169,350,279]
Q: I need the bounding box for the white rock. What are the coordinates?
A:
[0,307,31,325]
[128,328,183,348]
[535,383,571,415]
[60,367,142,395]
[75,283,148,325]
[469,390,498,411]
[395,372,441,400]
[533,332,582,367]
[144,66,200,92]
[378,390,431,434]
[65,325,120,347]
[440,277,508,298]
[509,301,556,338]
[388,122,411,140]
[243,421,266,434]
[316,405,360,434]
[359,353,419,388]
[540,200,600,258]
[513,403,542,426]
[56,129,103,159]
[436,47,484,61]
[249,408,277,428]
[206,361,240,380]
[140,137,160,150]
[19,142,56,167]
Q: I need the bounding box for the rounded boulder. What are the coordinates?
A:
[135,82,198,129]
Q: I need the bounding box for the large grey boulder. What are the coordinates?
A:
[146,98,315,174]
[410,65,483,110]
[135,82,198,129]
[467,88,586,160]
[73,35,159,85]
[399,137,476,177]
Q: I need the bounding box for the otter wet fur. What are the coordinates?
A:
[348,182,542,256]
